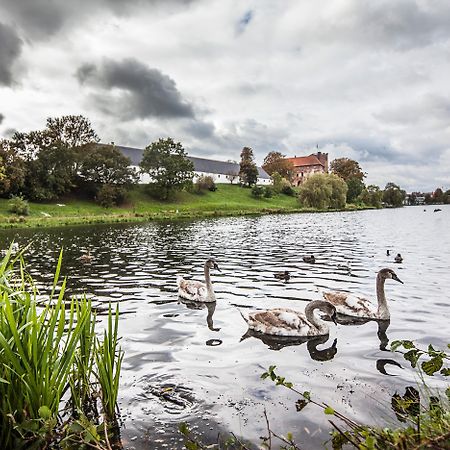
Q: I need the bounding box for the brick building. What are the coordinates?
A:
[285,152,328,186]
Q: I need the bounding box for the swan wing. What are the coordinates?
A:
[247,308,313,336]
[178,279,207,300]
[323,292,377,318]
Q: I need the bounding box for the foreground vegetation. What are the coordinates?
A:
[181,342,450,449]
[0,247,123,449]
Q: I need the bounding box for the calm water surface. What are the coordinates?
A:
[1,206,449,449]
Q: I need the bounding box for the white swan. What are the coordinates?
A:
[241,300,337,337]
[323,268,403,320]
[177,258,220,303]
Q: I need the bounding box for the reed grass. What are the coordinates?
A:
[0,243,123,449]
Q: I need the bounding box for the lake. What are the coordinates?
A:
[1,205,449,449]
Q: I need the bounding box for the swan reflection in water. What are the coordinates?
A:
[178,297,221,332]
[240,330,338,361]
[331,314,391,350]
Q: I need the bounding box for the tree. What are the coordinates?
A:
[346,177,365,203]
[239,147,258,187]
[140,137,194,200]
[24,139,77,201]
[298,173,347,209]
[358,184,383,208]
[330,158,365,182]
[432,188,444,204]
[46,115,100,148]
[0,142,26,196]
[262,151,294,180]
[77,144,138,186]
[383,182,406,207]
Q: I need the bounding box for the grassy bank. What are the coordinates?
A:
[0,185,372,229]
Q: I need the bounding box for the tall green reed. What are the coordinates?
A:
[0,244,124,449]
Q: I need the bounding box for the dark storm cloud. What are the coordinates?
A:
[76,58,195,120]
[0,0,196,39]
[0,23,22,86]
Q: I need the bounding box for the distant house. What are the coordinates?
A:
[115,145,271,185]
[285,151,328,187]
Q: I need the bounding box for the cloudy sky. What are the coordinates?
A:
[1,0,450,191]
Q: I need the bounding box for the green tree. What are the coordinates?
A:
[262,151,294,180]
[444,189,450,204]
[0,142,26,196]
[140,137,194,200]
[383,182,406,207]
[358,184,383,208]
[46,115,99,148]
[239,147,258,187]
[432,188,444,204]
[346,177,365,203]
[77,144,138,186]
[298,173,347,209]
[330,157,365,181]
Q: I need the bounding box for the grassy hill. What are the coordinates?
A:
[0,185,305,228]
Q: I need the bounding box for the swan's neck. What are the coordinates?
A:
[305,303,328,333]
[204,264,215,301]
[376,274,389,319]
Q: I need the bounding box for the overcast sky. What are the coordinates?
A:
[1,0,450,191]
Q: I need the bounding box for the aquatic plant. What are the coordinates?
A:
[0,244,123,449]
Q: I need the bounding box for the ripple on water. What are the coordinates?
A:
[1,206,449,448]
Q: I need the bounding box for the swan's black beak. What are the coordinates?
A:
[331,312,338,325]
[214,263,221,272]
[392,274,403,284]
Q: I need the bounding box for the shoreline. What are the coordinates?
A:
[0,204,376,230]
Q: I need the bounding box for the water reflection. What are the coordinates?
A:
[240,329,338,361]
[376,359,403,376]
[178,298,220,332]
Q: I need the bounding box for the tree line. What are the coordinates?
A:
[0,114,432,211]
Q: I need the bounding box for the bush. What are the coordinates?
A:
[195,175,217,193]
[251,185,265,198]
[95,184,126,208]
[8,195,29,216]
[281,184,296,196]
[263,186,274,198]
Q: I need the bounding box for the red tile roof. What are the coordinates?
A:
[286,155,324,167]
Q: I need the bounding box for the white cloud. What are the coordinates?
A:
[1,0,450,191]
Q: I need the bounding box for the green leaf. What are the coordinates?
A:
[422,357,443,376]
[179,422,189,435]
[286,432,293,441]
[445,387,450,401]
[440,368,450,376]
[303,391,311,400]
[38,406,52,420]
[324,406,335,415]
[404,349,420,368]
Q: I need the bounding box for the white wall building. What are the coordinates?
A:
[116,145,271,185]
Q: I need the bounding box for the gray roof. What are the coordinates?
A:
[114,144,270,179]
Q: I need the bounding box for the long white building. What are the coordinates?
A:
[116,145,271,185]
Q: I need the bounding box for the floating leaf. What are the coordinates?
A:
[303,391,311,400]
[422,357,443,376]
[324,406,335,415]
[440,368,450,376]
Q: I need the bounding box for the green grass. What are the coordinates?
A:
[0,185,371,229]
